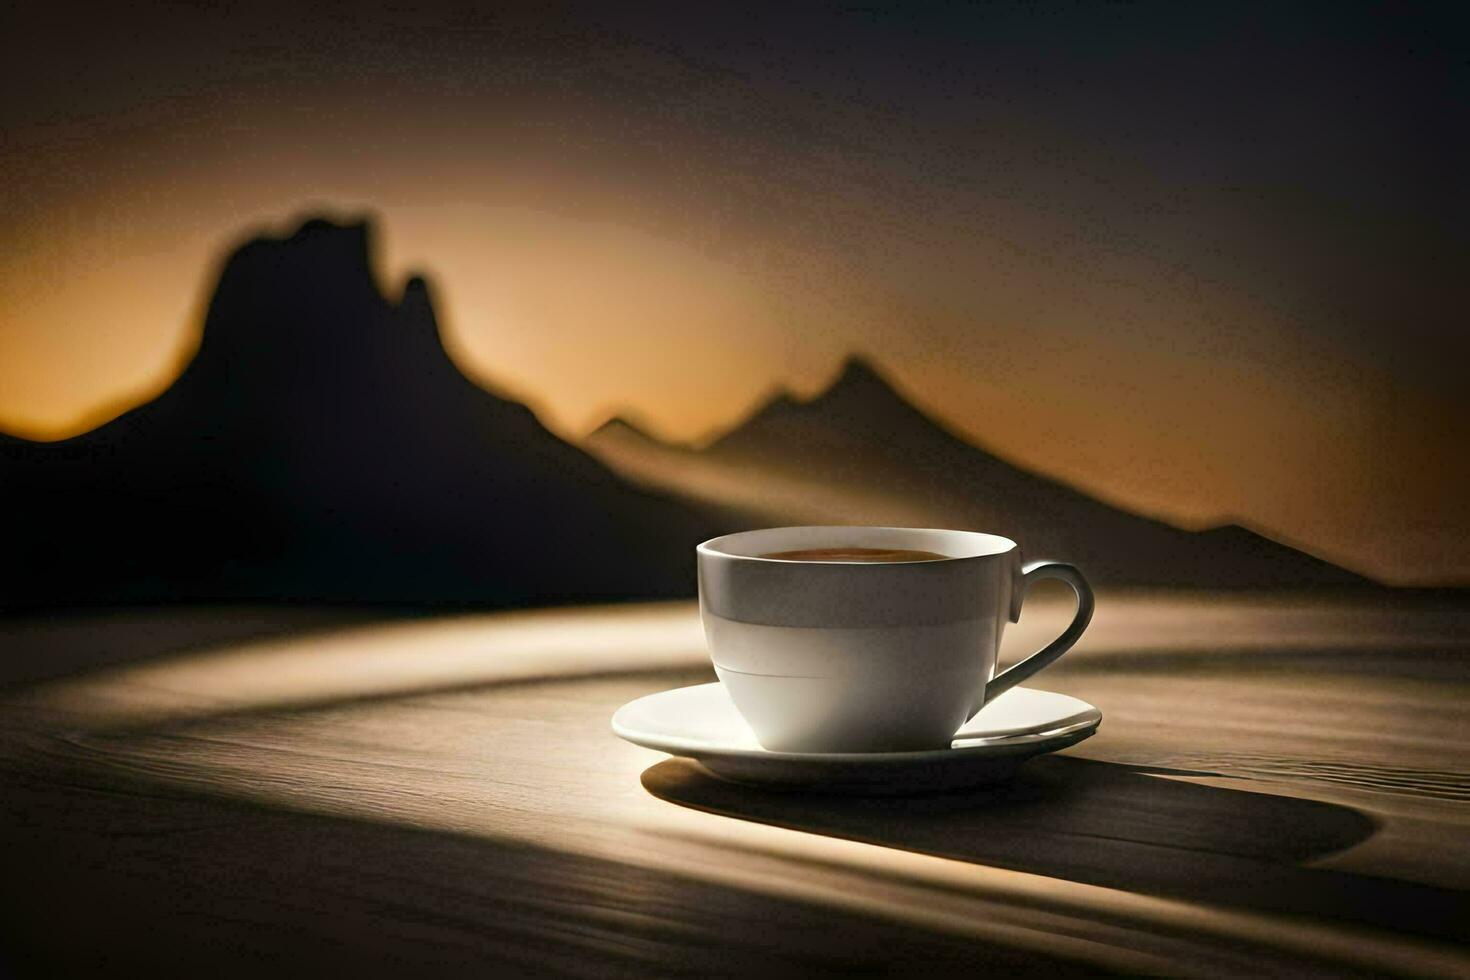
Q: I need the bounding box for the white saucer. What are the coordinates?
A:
[613,683,1101,793]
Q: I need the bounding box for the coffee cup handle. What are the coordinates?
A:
[982,561,1094,706]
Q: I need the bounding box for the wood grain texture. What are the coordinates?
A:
[1,593,1467,976]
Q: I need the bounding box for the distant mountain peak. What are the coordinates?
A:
[698,354,936,457]
[809,354,904,407]
[591,356,915,452]
[787,355,930,431]
[832,353,886,383]
[165,215,467,420]
[398,274,437,320]
[589,416,638,439]
[230,216,379,291]
[589,415,667,446]
[288,215,372,245]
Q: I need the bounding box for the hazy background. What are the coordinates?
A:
[1,1,1465,583]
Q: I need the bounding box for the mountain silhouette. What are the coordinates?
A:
[0,217,723,607]
[587,358,1368,588]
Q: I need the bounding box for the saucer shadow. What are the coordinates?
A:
[642,755,1470,943]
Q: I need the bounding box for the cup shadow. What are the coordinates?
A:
[642,754,1470,943]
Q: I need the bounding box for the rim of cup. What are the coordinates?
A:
[697,525,1020,563]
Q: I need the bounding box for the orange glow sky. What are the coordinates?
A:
[1,3,1465,584]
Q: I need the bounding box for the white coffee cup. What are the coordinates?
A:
[697,526,1094,753]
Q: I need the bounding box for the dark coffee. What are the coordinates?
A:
[758,547,949,563]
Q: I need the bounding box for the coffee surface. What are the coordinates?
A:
[758,547,949,563]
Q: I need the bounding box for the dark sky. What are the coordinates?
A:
[1,0,1465,582]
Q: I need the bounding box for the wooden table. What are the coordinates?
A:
[1,594,1467,976]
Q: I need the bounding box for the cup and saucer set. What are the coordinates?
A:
[613,527,1101,794]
